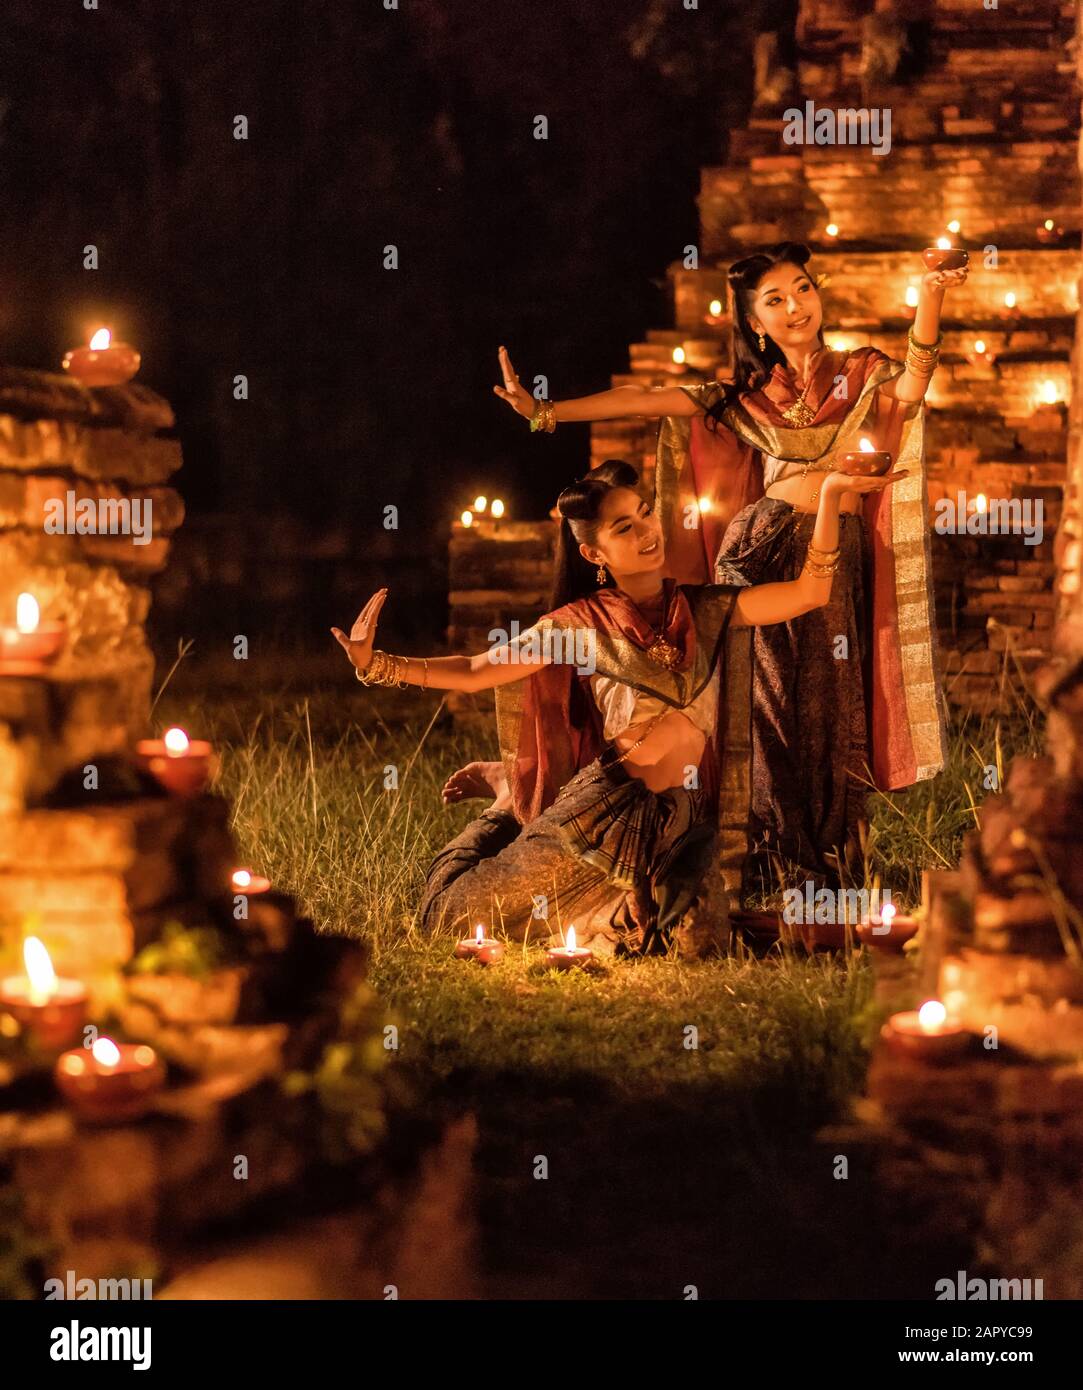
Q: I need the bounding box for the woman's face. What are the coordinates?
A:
[581,487,665,577]
[746,260,822,355]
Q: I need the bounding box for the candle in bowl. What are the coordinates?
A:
[54,1037,165,1123]
[922,239,969,273]
[839,436,892,477]
[454,925,489,960]
[545,925,593,971]
[0,593,66,675]
[882,999,970,1063]
[62,327,141,387]
[1035,219,1063,245]
[231,868,272,895]
[856,901,919,951]
[0,937,87,1052]
[134,726,216,796]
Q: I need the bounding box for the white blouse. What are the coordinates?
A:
[589,668,718,742]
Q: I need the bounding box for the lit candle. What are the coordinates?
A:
[922,241,968,272]
[545,925,593,971]
[134,726,216,796]
[490,498,506,519]
[0,937,87,1052]
[62,327,141,388]
[54,1036,165,1123]
[697,495,713,515]
[839,436,892,476]
[1003,291,1018,311]
[1041,379,1060,405]
[966,337,993,366]
[460,510,474,528]
[974,493,988,515]
[946,219,961,236]
[0,593,66,674]
[882,1000,970,1063]
[1036,218,1062,245]
[454,924,504,964]
[825,223,839,239]
[671,346,686,365]
[904,285,919,317]
[856,900,919,951]
[707,298,723,319]
[231,867,272,895]
[473,495,487,513]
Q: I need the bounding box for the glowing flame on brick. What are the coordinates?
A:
[1042,380,1058,404]
[15,592,39,633]
[92,1037,121,1068]
[708,298,723,316]
[825,223,838,238]
[1004,292,1017,309]
[973,339,986,355]
[23,937,58,1006]
[672,346,686,365]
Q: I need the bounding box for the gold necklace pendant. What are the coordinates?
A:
[782,396,816,428]
[645,636,683,670]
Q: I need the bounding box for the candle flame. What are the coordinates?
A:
[946,220,960,235]
[473,495,487,513]
[1004,292,1017,309]
[163,726,190,757]
[973,339,986,355]
[23,936,58,1006]
[708,298,723,316]
[92,1037,121,1067]
[859,438,874,453]
[475,924,484,945]
[672,346,686,365]
[461,510,474,528]
[697,495,712,514]
[232,869,252,890]
[1042,379,1058,404]
[917,999,947,1033]
[825,223,838,238]
[1044,218,1055,231]
[566,926,577,951]
[975,493,988,514]
[15,592,40,634]
[904,286,919,308]
[936,235,952,250]
[880,902,896,929]
[89,327,112,350]
[490,498,505,518]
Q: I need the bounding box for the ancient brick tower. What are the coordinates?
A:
[450,0,1078,719]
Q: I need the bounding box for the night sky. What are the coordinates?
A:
[2,0,768,553]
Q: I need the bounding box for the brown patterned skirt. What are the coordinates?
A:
[714,497,871,894]
[419,749,721,956]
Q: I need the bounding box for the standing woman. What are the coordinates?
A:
[493,240,967,895]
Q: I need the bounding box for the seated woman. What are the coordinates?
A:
[332,460,901,958]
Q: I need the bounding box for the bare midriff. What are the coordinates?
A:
[612,709,706,793]
[765,473,863,514]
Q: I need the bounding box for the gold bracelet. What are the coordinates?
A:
[529,399,556,433]
[805,543,840,563]
[908,326,943,351]
[804,556,841,576]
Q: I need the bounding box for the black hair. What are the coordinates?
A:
[708,240,825,429]
[550,458,642,610]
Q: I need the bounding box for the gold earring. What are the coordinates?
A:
[596,563,607,585]
[757,332,766,352]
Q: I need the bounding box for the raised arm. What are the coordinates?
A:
[880,259,968,405]
[493,346,700,423]
[332,592,550,693]
[731,470,904,627]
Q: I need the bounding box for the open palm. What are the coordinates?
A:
[492,345,536,419]
[331,588,388,673]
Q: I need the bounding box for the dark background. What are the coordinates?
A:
[1,0,776,643]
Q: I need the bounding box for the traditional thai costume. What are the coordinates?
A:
[653,345,945,896]
[420,580,741,956]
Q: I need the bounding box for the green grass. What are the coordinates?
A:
[156,648,1044,1106]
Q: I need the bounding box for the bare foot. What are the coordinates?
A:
[442,760,511,812]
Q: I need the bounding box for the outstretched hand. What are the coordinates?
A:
[331,588,388,674]
[492,345,537,419]
[922,265,968,294]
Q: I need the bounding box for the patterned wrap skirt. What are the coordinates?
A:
[419,748,722,957]
[714,497,871,891]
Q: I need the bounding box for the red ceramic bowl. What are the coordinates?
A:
[922,247,969,272]
[838,450,892,477]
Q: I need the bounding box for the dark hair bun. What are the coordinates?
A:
[727,240,812,288]
[556,459,639,522]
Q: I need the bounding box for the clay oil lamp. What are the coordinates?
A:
[545,925,593,971]
[882,999,970,1064]
[134,726,217,796]
[922,236,968,273]
[54,1036,166,1123]
[0,937,87,1053]
[856,901,919,952]
[0,593,66,675]
[839,436,892,477]
[62,327,141,387]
